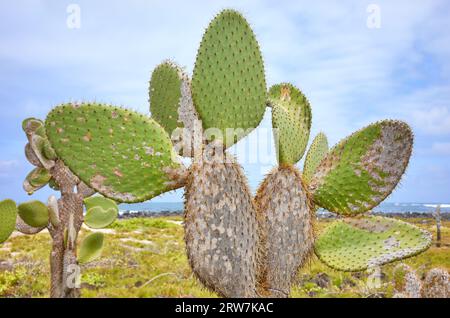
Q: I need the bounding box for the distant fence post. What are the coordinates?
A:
[433,205,441,247]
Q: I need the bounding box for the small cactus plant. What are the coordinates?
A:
[0,9,433,298]
[393,265,449,298]
[0,117,119,298]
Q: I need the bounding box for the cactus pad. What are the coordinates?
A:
[149,61,184,134]
[30,135,55,170]
[150,61,198,157]
[308,120,413,215]
[303,132,328,184]
[192,9,266,147]
[23,167,51,194]
[78,232,104,264]
[45,103,181,203]
[17,200,49,228]
[184,156,259,297]
[0,199,17,243]
[255,166,314,297]
[268,84,312,165]
[22,118,46,138]
[83,196,118,229]
[314,216,431,271]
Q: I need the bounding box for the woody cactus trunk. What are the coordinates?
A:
[0,9,432,298]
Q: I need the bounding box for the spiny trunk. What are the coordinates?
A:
[48,160,84,298]
[254,165,315,297]
[49,232,64,297]
[184,151,260,297]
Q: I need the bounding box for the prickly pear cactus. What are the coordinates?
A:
[303,132,328,184]
[192,9,266,148]
[0,8,433,300]
[392,264,422,298]
[181,10,268,298]
[423,268,450,298]
[268,83,312,165]
[392,265,449,298]
[309,120,413,216]
[45,103,182,203]
[0,199,17,243]
[314,216,431,271]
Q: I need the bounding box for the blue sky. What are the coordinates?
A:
[1,0,450,204]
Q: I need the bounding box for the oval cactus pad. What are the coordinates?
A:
[192,9,266,147]
[45,103,181,203]
[269,83,312,165]
[0,199,17,243]
[149,61,184,135]
[309,120,413,215]
[78,232,104,264]
[303,132,328,184]
[84,196,118,229]
[315,216,432,271]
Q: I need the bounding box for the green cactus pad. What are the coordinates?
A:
[149,61,184,134]
[23,167,51,194]
[308,120,413,215]
[78,232,104,264]
[83,196,118,229]
[30,135,55,170]
[45,103,181,203]
[17,200,49,228]
[303,132,328,183]
[269,83,312,165]
[315,216,432,271]
[22,118,46,138]
[192,9,266,147]
[0,199,17,243]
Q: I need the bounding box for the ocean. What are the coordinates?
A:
[119,202,450,214]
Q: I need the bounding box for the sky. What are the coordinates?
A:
[0,0,449,204]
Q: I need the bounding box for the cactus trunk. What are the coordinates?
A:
[184,149,259,297]
[47,161,84,298]
[255,165,314,297]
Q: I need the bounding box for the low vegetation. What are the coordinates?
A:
[0,216,448,298]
